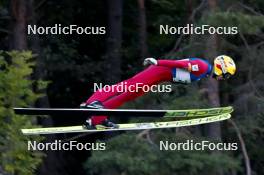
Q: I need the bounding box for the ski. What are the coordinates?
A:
[14,106,233,118]
[21,113,231,135]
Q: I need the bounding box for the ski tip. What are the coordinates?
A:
[226,106,234,113]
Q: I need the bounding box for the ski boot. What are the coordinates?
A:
[84,118,119,130]
[80,100,104,109]
[80,101,119,129]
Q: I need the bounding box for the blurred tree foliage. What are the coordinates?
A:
[0,51,45,175]
[85,133,240,175]
[199,6,264,175]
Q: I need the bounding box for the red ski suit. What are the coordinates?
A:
[86,59,212,124]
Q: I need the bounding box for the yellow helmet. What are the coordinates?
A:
[214,55,236,78]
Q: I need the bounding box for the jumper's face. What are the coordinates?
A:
[212,73,231,81]
[212,70,224,80]
[215,75,224,80]
[212,66,229,81]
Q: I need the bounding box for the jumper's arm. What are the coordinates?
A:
[157,60,191,69]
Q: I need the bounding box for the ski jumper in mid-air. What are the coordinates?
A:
[80,55,236,128]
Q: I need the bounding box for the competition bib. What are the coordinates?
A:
[172,68,191,84]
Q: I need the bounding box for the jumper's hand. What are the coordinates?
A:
[143,58,158,66]
[187,63,192,72]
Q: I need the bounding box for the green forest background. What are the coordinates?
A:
[0,0,264,175]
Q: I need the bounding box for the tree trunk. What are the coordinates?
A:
[186,0,194,22]
[10,0,27,50]
[28,0,51,114]
[27,1,66,175]
[105,0,123,83]
[204,0,222,141]
[137,0,148,59]
[204,1,223,175]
